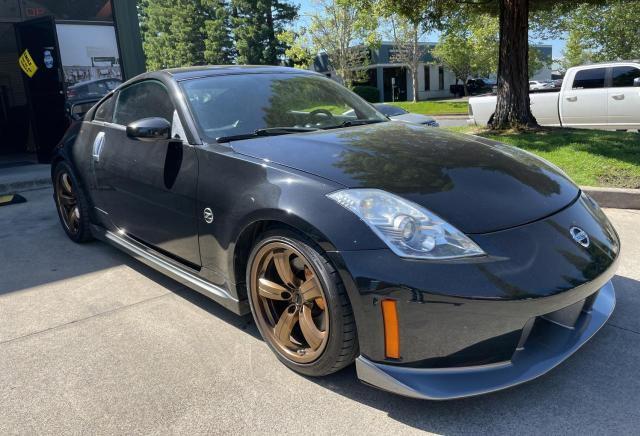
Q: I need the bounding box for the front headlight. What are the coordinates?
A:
[328,189,485,260]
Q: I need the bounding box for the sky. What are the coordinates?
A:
[294,0,567,61]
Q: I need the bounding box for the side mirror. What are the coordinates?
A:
[126,117,171,141]
[634,77,640,87]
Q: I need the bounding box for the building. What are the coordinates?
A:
[0,0,144,163]
[312,42,553,103]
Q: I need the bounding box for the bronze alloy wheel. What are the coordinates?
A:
[55,170,80,235]
[249,241,330,364]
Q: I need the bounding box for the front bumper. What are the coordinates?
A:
[328,193,620,399]
[356,280,615,400]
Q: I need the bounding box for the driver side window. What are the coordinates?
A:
[113,81,175,126]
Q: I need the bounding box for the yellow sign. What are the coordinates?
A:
[18,49,38,78]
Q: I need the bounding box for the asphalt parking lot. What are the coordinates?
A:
[1,187,640,435]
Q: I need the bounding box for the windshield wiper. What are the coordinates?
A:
[216,127,318,143]
[320,119,386,130]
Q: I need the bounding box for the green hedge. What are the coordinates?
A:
[352,85,379,103]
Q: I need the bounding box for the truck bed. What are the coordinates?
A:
[469,91,560,127]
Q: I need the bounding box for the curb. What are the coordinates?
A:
[0,177,51,196]
[582,186,640,210]
[431,114,468,119]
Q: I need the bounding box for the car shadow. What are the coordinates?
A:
[170,271,640,434]
[17,231,640,433]
[299,274,640,433]
[7,189,638,432]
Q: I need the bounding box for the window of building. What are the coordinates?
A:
[438,66,444,90]
[611,66,640,88]
[572,68,607,89]
[424,66,430,91]
[114,81,174,126]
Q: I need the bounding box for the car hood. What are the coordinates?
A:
[391,113,435,124]
[230,122,579,234]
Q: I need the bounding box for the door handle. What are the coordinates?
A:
[566,96,577,102]
[92,131,106,162]
[611,94,625,101]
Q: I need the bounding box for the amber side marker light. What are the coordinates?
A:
[381,299,400,359]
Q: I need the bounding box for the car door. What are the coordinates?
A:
[93,79,201,267]
[560,67,608,128]
[608,65,640,129]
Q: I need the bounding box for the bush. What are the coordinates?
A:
[352,85,379,103]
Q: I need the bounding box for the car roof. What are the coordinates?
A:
[68,77,122,88]
[118,65,324,89]
[162,65,322,81]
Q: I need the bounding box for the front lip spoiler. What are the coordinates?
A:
[355,280,616,400]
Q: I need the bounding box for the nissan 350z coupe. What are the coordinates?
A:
[52,66,620,400]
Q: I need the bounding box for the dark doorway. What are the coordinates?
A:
[15,17,68,163]
[0,23,34,160]
[383,67,407,102]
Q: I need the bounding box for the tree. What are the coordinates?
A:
[141,0,205,70]
[140,0,234,69]
[307,0,379,87]
[278,29,315,69]
[562,1,640,63]
[371,0,616,130]
[560,31,595,70]
[432,14,498,96]
[386,15,429,102]
[232,0,299,65]
[432,33,473,96]
[202,0,235,64]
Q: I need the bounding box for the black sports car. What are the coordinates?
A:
[52,66,619,400]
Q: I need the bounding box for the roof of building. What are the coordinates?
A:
[312,43,553,73]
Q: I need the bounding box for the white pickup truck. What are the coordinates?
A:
[468,62,640,130]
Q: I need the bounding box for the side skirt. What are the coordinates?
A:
[91,224,250,315]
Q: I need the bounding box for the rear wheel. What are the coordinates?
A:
[53,161,93,243]
[246,230,358,376]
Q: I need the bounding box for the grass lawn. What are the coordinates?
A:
[448,127,640,189]
[389,100,468,116]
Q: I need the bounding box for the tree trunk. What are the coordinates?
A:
[265,0,277,65]
[489,0,539,130]
[463,81,469,97]
[412,68,419,102]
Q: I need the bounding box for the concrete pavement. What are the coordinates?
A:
[1,188,640,435]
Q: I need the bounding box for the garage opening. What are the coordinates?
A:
[0,1,143,167]
[0,22,36,164]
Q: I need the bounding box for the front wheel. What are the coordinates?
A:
[246,230,358,376]
[53,161,93,243]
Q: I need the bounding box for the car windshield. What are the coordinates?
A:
[375,104,407,116]
[180,73,388,142]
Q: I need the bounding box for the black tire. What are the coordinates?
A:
[246,229,359,376]
[53,161,93,243]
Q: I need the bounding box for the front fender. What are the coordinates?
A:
[195,147,385,289]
